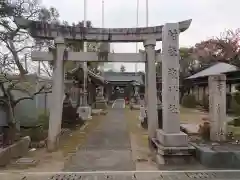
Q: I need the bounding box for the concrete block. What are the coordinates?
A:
[0,136,30,166]
[91,109,102,116]
[13,157,39,169]
[156,129,188,147]
[192,142,240,168]
[132,104,141,110]
[77,106,92,120]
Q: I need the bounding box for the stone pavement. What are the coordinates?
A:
[2,171,240,180]
[64,99,135,171]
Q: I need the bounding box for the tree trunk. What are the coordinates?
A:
[2,124,16,147]
[9,40,27,75]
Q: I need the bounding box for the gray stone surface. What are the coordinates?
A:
[3,171,240,180]
[156,129,188,147]
[12,157,39,168]
[192,142,240,169]
[64,101,135,171]
[0,136,30,166]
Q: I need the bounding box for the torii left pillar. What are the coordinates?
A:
[47,37,65,151]
[144,39,158,143]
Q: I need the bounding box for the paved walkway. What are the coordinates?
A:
[3,171,240,180]
[64,99,135,171]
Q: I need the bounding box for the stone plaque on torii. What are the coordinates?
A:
[15,17,192,161]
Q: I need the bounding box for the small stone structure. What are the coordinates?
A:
[208,74,227,141]
[95,88,108,110]
[77,106,92,121]
[190,74,232,168]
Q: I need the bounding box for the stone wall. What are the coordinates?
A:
[0,136,30,166]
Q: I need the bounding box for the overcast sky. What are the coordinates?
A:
[42,0,240,72]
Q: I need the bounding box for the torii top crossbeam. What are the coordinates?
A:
[15,18,191,42]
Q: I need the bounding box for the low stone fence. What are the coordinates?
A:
[0,136,30,166]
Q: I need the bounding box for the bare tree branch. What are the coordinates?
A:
[13,85,45,106]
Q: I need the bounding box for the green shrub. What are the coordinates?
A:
[228,117,240,127]
[228,120,234,126]
[230,99,240,116]
[19,112,49,142]
[38,112,49,130]
[181,94,197,108]
[21,127,47,142]
[233,92,240,105]
[202,95,209,110]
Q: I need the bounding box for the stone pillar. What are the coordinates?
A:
[47,37,65,151]
[157,23,188,147]
[208,74,227,141]
[99,86,104,97]
[106,84,111,102]
[144,61,148,107]
[95,84,108,109]
[144,39,158,139]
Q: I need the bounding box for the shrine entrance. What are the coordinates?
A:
[15,17,192,160]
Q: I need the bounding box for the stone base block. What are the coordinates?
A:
[95,100,108,110]
[91,109,102,116]
[131,104,141,110]
[100,110,108,115]
[138,116,144,122]
[138,107,146,123]
[155,153,196,166]
[96,96,104,101]
[77,106,92,121]
[152,138,195,155]
[156,129,188,147]
[152,138,195,166]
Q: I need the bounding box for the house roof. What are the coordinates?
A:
[103,72,144,85]
[186,63,239,79]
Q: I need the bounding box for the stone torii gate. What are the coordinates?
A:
[15,18,192,160]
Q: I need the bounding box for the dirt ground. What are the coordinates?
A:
[0,114,105,172]
[0,107,235,173]
[124,109,158,170]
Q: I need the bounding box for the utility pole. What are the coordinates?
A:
[83,0,88,105]
[146,0,149,27]
[135,0,139,73]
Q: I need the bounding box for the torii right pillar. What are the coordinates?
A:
[158,22,188,146]
[155,23,193,164]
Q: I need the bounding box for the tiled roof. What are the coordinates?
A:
[186,63,238,79]
[103,72,144,84]
[68,66,107,84]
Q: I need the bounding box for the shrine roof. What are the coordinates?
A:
[103,72,144,85]
[67,66,107,84]
[186,63,239,79]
